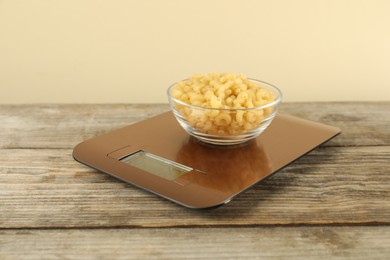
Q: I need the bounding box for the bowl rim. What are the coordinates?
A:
[167,78,283,111]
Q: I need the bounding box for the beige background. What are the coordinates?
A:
[0,0,389,104]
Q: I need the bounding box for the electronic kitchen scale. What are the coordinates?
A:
[73,112,340,209]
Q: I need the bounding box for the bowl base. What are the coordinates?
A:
[188,132,260,146]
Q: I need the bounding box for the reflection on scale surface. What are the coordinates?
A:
[175,137,272,194]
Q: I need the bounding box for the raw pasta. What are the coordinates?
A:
[170,73,277,136]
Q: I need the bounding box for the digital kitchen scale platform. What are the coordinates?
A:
[73,112,340,209]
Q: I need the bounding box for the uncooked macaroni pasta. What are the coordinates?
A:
[170,73,277,136]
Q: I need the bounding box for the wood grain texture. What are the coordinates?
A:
[1,146,389,228]
[0,104,170,149]
[1,226,389,260]
[0,102,389,149]
[0,102,389,259]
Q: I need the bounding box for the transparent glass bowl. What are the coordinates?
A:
[167,79,282,145]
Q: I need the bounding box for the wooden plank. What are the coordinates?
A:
[1,146,389,228]
[279,102,390,147]
[0,226,389,259]
[0,104,170,149]
[1,103,387,258]
[0,102,389,149]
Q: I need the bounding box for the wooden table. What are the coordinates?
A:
[1,102,389,259]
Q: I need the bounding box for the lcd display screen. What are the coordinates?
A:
[120,150,192,181]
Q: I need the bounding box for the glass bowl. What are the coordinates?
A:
[167,79,282,145]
